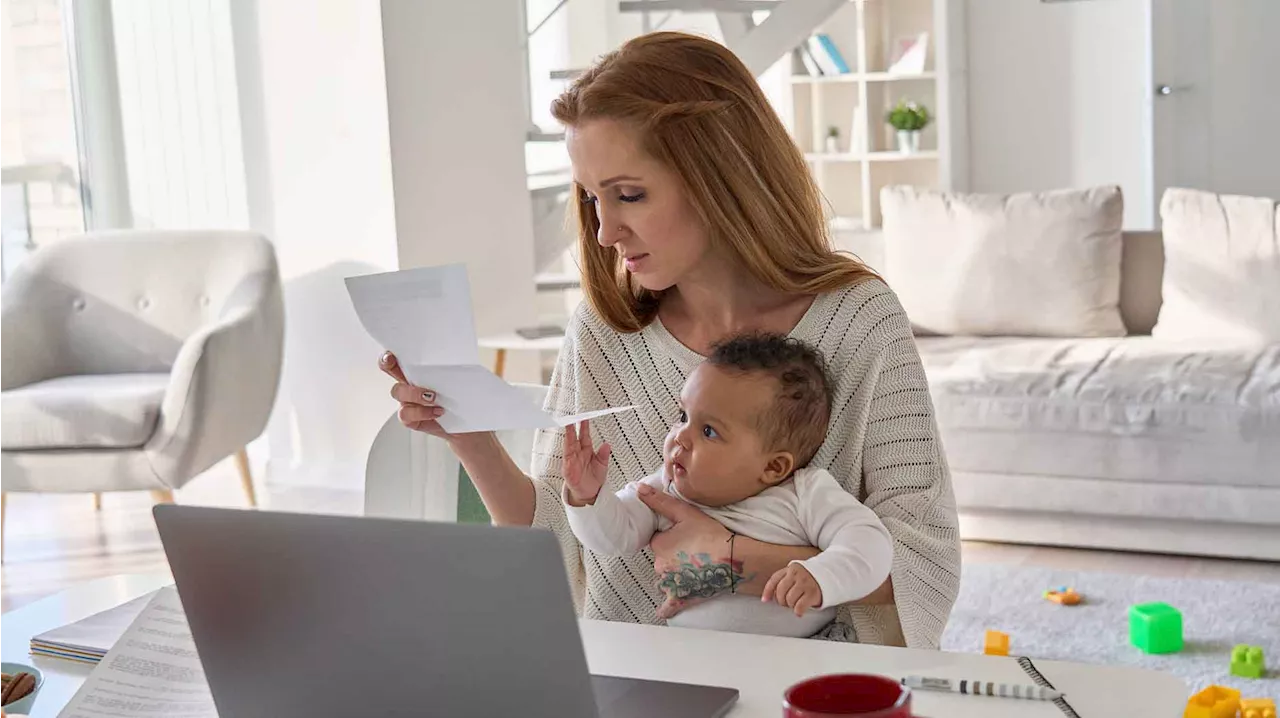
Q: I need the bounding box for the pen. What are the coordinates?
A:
[901,675,1063,701]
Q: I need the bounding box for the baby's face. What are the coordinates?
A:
[663,364,789,507]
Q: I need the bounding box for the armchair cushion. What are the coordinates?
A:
[1,373,169,450]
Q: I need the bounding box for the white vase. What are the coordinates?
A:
[896,130,920,154]
[824,135,841,154]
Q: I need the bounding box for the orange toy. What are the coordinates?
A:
[983,629,1010,656]
[1242,698,1276,718]
[1184,685,1241,718]
[1044,586,1082,605]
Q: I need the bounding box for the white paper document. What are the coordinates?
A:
[345,264,634,433]
[59,587,216,718]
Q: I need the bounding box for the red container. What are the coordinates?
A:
[783,674,913,718]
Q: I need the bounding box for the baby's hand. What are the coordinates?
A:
[762,564,823,617]
[563,420,611,506]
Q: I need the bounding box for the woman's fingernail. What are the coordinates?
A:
[432,407,444,417]
[636,484,653,495]
[381,351,393,365]
[422,391,436,403]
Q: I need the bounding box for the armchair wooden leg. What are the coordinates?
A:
[150,489,175,505]
[93,493,103,511]
[493,348,507,378]
[234,447,258,508]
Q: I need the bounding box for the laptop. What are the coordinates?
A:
[154,505,738,718]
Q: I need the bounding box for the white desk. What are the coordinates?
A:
[477,333,564,377]
[2,573,1188,717]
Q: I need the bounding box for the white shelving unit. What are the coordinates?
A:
[774,0,965,231]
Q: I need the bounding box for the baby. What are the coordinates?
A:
[561,333,892,637]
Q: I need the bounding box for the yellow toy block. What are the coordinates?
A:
[1242,697,1276,718]
[1184,685,1241,718]
[983,629,1009,656]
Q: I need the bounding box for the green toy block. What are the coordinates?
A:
[1129,602,1183,654]
[1230,644,1265,679]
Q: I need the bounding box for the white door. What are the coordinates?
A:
[1151,0,1280,220]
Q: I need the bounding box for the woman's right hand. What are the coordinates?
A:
[380,351,450,438]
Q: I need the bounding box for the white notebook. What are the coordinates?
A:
[30,590,157,663]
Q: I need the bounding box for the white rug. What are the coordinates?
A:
[942,563,1280,696]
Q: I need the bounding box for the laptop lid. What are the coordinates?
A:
[155,505,600,718]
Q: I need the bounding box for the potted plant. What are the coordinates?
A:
[824,126,841,154]
[885,99,930,154]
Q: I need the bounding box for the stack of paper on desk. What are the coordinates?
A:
[345,263,633,433]
[58,586,216,717]
[30,591,156,665]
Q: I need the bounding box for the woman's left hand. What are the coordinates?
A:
[636,483,735,619]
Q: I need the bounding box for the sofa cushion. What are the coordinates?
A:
[1,373,169,450]
[882,185,1126,338]
[917,336,1280,489]
[1154,188,1280,343]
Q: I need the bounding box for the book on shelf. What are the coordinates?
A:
[815,34,851,74]
[794,45,824,77]
[805,36,845,76]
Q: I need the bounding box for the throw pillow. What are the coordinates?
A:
[882,185,1126,337]
[1153,188,1280,343]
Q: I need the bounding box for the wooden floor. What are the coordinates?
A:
[4,455,1279,612]
[1,455,360,612]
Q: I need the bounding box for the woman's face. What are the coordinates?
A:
[566,118,711,292]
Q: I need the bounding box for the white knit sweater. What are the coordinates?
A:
[530,278,961,648]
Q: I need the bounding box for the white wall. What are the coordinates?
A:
[1201,1,1280,200]
[230,0,399,489]
[380,0,537,338]
[965,0,1154,229]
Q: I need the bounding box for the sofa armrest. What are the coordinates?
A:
[145,272,284,485]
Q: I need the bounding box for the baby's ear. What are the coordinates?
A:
[761,452,795,486]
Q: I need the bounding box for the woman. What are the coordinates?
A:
[381,32,960,648]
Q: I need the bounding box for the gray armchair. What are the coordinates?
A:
[1,230,284,559]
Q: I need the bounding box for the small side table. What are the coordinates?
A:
[478,333,565,378]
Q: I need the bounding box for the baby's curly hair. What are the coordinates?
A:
[707,333,833,467]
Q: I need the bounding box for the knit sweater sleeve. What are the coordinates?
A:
[529,310,591,610]
[843,290,961,649]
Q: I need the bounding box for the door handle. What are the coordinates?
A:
[1156,84,1191,97]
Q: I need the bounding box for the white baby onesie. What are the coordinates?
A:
[564,467,893,637]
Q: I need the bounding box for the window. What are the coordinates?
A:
[1,0,85,277]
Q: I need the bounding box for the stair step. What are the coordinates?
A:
[535,273,581,292]
[619,0,779,13]
[527,130,567,143]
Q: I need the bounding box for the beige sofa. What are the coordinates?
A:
[852,228,1280,561]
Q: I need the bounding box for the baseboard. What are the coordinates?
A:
[959,509,1280,562]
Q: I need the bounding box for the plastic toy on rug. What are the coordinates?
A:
[983,629,1009,656]
[1184,685,1240,718]
[1129,602,1183,654]
[1230,645,1266,679]
[1043,586,1082,605]
[1241,697,1276,718]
